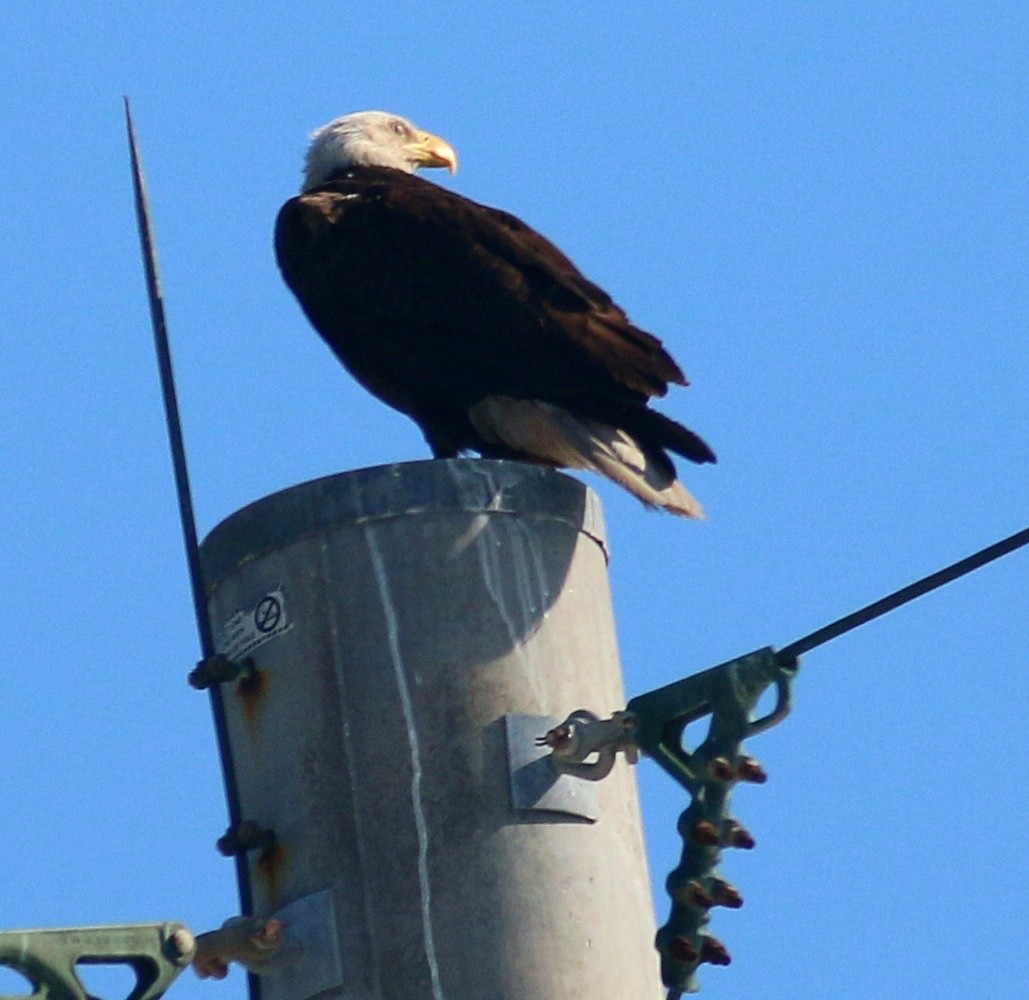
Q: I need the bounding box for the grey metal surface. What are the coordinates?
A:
[199,459,661,1000]
[201,458,609,587]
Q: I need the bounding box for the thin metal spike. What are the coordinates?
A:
[125,97,214,657]
[124,100,256,951]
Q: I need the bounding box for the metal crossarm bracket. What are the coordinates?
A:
[627,647,796,790]
[0,923,194,1000]
[534,526,1029,995]
[626,647,799,997]
[537,649,797,995]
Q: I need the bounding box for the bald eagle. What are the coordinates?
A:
[275,111,715,517]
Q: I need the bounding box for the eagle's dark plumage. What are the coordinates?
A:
[275,111,715,516]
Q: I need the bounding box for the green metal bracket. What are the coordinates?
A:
[0,923,193,1000]
[627,647,799,997]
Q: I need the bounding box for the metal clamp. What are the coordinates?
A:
[192,890,343,1000]
[192,917,294,980]
[537,709,639,780]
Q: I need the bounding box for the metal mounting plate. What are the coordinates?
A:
[262,889,343,1000]
[505,714,599,821]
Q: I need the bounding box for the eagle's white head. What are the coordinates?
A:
[302,111,458,192]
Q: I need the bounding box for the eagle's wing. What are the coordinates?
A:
[464,202,691,392]
[276,167,715,486]
[276,169,683,408]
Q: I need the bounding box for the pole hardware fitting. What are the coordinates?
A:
[188,654,255,690]
[622,646,798,998]
[537,709,640,780]
[192,916,297,980]
[192,890,343,995]
[0,921,195,1000]
[216,820,276,857]
[537,649,796,994]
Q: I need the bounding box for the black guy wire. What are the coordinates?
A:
[125,99,257,941]
[778,525,1029,664]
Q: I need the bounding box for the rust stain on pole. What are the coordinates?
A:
[237,668,269,731]
[256,842,288,906]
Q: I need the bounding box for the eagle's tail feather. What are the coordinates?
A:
[619,406,717,465]
[468,396,705,518]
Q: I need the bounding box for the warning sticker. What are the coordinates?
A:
[217,588,293,660]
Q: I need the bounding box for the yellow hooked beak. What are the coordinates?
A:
[405,130,458,175]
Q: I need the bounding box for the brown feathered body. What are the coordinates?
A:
[275,165,715,515]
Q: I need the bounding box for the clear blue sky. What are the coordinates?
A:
[2,4,1026,999]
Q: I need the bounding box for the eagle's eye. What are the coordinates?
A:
[391,120,408,137]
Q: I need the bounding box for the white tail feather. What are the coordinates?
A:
[468,396,704,518]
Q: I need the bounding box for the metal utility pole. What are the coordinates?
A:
[196,460,663,999]
[125,101,657,997]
